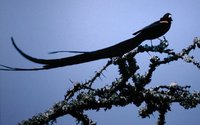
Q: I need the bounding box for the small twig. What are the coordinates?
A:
[17,37,200,125]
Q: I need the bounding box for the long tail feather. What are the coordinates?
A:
[0,64,47,71]
[11,37,51,65]
[1,35,145,71]
[48,50,90,54]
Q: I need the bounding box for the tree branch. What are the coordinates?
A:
[17,37,200,125]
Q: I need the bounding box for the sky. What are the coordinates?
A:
[0,0,200,125]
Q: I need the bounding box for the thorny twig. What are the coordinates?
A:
[18,37,200,125]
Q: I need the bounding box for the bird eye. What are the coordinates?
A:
[168,14,172,18]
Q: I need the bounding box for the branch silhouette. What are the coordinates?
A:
[1,13,199,124]
[18,37,200,125]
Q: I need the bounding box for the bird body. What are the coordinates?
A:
[133,13,172,40]
[0,13,172,71]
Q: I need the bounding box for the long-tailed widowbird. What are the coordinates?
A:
[0,13,172,71]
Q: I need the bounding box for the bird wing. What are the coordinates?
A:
[132,21,159,35]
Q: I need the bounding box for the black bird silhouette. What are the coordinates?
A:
[0,13,172,71]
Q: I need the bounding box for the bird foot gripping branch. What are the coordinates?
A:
[0,13,172,71]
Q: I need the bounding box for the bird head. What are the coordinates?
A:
[160,13,173,22]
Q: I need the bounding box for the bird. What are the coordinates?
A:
[0,13,172,71]
[132,13,172,40]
